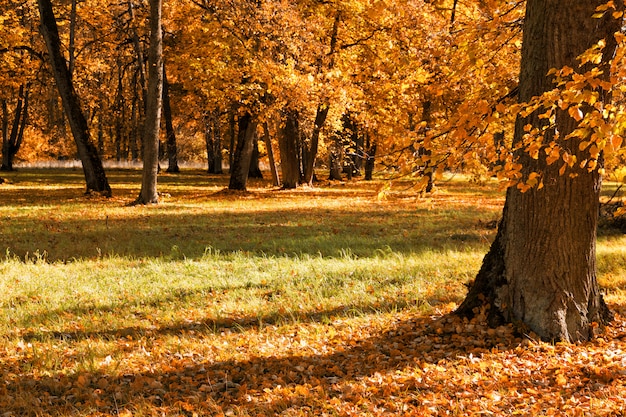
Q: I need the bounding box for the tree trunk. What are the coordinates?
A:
[248,136,263,179]
[364,134,376,181]
[301,13,340,185]
[456,0,621,342]
[37,0,111,195]
[162,63,179,173]
[278,110,301,189]
[263,122,280,186]
[418,101,434,192]
[135,0,163,204]
[228,110,236,170]
[302,104,329,185]
[130,73,140,160]
[1,84,29,171]
[205,111,223,174]
[328,131,343,181]
[228,113,257,190]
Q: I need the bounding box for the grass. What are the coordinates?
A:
[0,168,625,416]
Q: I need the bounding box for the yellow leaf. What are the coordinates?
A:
[568,106,584,122]
[611,135,623,150]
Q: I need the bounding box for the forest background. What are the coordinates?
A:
[1,0,528,186]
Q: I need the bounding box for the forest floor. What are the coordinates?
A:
[0,169,625,416]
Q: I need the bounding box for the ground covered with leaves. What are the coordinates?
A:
[1,170,626,416]
[2,305,626,416]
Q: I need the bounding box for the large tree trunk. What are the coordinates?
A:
[456,0,621,342]
[228,113,257,191]
[135,0,163,204]
[163,63,179,173]
[278,110,301,189]
[37,0,111,195]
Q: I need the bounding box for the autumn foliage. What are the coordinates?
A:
[3,0,626,414]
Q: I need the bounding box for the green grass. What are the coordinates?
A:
[1,169,626,416]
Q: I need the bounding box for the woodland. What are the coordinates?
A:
[2,0,626,415]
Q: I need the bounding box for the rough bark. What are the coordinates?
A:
[278,110,301,189]
[37,0,111,195]
[456,0,621,342]
[135,0,163,204]
[162,63,179,173]
[228,113,257,191]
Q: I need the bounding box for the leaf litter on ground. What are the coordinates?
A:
[1,303,626,416]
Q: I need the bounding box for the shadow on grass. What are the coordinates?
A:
[0,196,496,262]
[3,307,524,416]
[19,296,433,343]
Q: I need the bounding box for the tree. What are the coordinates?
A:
[37,0,111,195]
[456,0,623,342]
[163,62,180,173]
[1,83,29,171]
[278,110,301,189]
[228,112,257,191]
[135,0,163,204]
[204,110,223,174]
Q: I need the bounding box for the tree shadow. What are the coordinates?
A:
[0,190,496,262]
[2,309,526,416]
[18,297,431,343]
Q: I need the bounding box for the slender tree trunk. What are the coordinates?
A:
[278,110,301,189]
[162,63,179,173]
[302,104,329,184]
[212,114,223,174]
[228,113,257,190]
[68,0,77,79]
[127,0,147,106]
[329,131,343,180]
[421,101,434,192]
[263,122,280,186]
[364,134,376,181]
[205,111,223,174]
[456,0,622,342]
[37,0,111,195]
[1,99,9,170]
[135,0,163,204]
[130,74,140,160]
[228,110,236,170]
[1,84,29,171]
